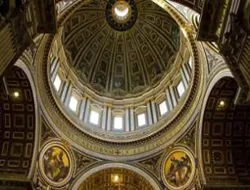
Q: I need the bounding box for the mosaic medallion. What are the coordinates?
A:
[162,148,195,189]
[39,142,74,187]
[105,0,138,31]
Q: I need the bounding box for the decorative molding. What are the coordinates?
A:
[73,149,98,177]
[40,119,58,145]
[138,153,163,179]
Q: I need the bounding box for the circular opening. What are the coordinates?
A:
[113,1,131,22]
[106,0,137,31]
[114,5,129,18]
[115,5,129,17]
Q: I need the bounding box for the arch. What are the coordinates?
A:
[197,68,233,183]
[71,163,162,190]
[199,73,250,187]
[15,60,40,179]
[0,64,37,180]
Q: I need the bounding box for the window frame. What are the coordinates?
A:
[53,74,62,92]
[159,100,168,116]
[134,106,148,128]
[188,56,192,69]
[68,91,81,114]
[89,110,100,126]
[88,104,103,127]
[137,112,147,127]
[176,80,185,98]
[113,116,124,131]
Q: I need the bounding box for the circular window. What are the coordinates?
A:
[113,1,131,22]
[106,0,138,31]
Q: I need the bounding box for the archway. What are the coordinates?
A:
[78,168,154,190]
[201,77,250,187]
[0,65,37,189]
[71,163,161,190]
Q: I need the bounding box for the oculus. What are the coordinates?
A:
[113,1,131,22]
[106,0,138,31]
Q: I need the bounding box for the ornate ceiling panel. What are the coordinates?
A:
[0,66,35,177]
[63,0,180,98]
[202,77,250,185]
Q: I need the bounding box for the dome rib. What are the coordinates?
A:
[107,32,119,93]
[64,11,105,44]
[89,30,114,85]
[74,21,108,71]
[137,14,178,52]
[128,31,151,87]
[134,24,165,80]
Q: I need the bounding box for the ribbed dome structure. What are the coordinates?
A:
[39,0,201,159]
[63,0,180,98]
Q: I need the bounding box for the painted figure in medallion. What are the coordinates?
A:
[164,151,193,188]
[43,146,70,182]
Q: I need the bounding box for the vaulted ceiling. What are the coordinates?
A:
[202,77,250,186]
